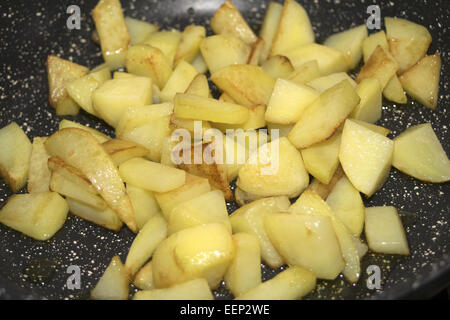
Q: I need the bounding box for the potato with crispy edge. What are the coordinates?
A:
[102,139,149,166]
[58,119,110,143]
[261,55,294,79]
[91,256,129,300]
[259,2,283,62]
[174,25,206,66]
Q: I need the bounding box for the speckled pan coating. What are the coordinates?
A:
[0,0,448,300]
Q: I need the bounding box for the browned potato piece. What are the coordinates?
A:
[174,25,206,65]
[102,139,149,166]
[307,165,345,200]
[259,2,283,62]
[247,38,265,65]
[46,55,88,115]
[210,0,257,45]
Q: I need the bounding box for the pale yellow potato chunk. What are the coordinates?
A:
[174,25,206,65]
[58,119,110,143]
[125,17,159,45]
[350,78,382,123]
[66,198,122,231]
[306,72,357,93]
[259,2,283,62]
[91,256,129,300]
[126,184,161,230]
[287,60,321,85]
[102,139,149,166]
[27,137,51,193]
[134,278,213,300]
[160,60,199,102]
[260,55,294,79]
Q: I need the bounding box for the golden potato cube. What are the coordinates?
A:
[385,17,432,73]
[265,78,319,125]
[133,261,154,290]
[210,0,257,45]
[260,55,294,79]
[174,25,206,66]
[270,0,314,56]
[351,119,391,137]
[160,60,199,102]
[362,30,388,62]
[200,35,251,74]
[191,54,209,74]
[46,55,88,115]
[0,192,68,241]
[324,24,368,70]
[211,64,276,107]
[102,139,149,166]
[125,17,159,45]
[230,196,290,268]
[125,214,167,276]
[259,2,283,62]
[126,184,161,230]
[393,123,450,182]
[307,165,345,200]
[125,44,172,89]
[339,119,394,197]
[92,0,130,70]
[301,132,341,185]
[365,206,410,255]
[92,77,152,127]
[91,256,129,300]
[133,278,213,300]
[58,119,110,143]
[399,54,441,110]
[235,266,316,300]
[27,137,51,193]
[185,73,210,97]
[284,43,348,75]
[356,45,398,90]
[225,233,261,297]
[247,38,265,65]
[212,104,266,132]
[288,80,360,149]
[350,77,382,123]
[142,30,181,66]
[66,198,122,231]
[306,72,357,93]
[287,60,321,85]
[383,75,407,104]
[119,157,186,193]
[0,122,32,192]
[167,190,231,235]
[152,223,235,289]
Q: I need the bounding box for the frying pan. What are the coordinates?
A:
[0,0,448,300]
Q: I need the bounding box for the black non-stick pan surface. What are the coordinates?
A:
[0,0,449,300]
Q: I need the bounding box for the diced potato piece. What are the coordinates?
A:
[351,119,391,137]
[133,261,154,290]
[174,93,249,124]
[185,74,210,97]
[287,60,321,85]
[237,137,309,198]
[155,173,211,219]
[127,184,161,230]
[362,30,388,63]
[177,142,233,200]
[265,213,344,280]
[383,75,407,104]
[212,104,266,132]
[47,157,98,195]
[266,122,294,138]
[125,44,172,89]
[66,198,122,231]
[0,122,32,192]
[168,190,231,235]
[160,61,199,102]
[27,137,51,193]
[365,206,410,255]
[385,17,432,73]
[91,256,129,300]
[50,171,107,210]
[326,176,364,237]
[134,278,213,300]
[191,54,208,74]
[306,72,357,93]
[225,233,261,297]
[350,78,382,123]
[324,24,368,70]
[119,157,185,193]
[289,189,360,283]
[235,266,315,300]
[393,123,450,182]
[152,223,235,289]
[125,17,159,45]
[247,38,265,65]
[47,55,88,115]
[92,77,152,127]
[174,25,206,65]
[92,0,129,70]
[308,165,345,200]
[356,45,398,90]
[125,214,167,276]
[45,128,137,232]
[399,54,441,110]
[301,132,341,185]
[284,44,348,75]
[288,80,360,149]
[339,119,394,197]
[58,119,110,143]
[102,139,149,166]
[211,64,276,107]
[66,66,111,116]
[234,187,264,206]
[200,35,251,74]
[261,55,294,79]
[265,79,318,125]
[270,0,314,56]
[169,115,211,136]
[142,30,182,66]
[0,192,68,240]
[210,0,257,45]
[259,2,283,62]
[230,196,290,268]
